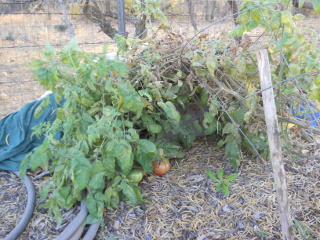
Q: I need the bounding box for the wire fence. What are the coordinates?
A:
[1,0,320,239]
[178,5,320,238]
[1,0,319,117]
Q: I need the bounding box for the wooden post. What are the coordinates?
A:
[257,50,294,240]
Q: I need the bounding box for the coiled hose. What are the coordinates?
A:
[56,197,88,240]
[3,172,99,240]
[4,172,36,240]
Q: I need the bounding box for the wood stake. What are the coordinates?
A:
[257,49,294,240]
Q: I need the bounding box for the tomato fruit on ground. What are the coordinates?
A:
[153,158,171,175]
[127,169,144,183]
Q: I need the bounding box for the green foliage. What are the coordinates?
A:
[293,219,317,239]
[206,169,238,197]
[20,0,320,225]
[312,0,320,13]
[22,38,191,223]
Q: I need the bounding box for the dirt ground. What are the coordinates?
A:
[0,137,319,239]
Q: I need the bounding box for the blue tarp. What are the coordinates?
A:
[0,93,61,171]
[292,103,320,128]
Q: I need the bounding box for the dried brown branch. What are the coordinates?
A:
[215,69,248,95]
[278,116,320,134]
[207,76,243,101]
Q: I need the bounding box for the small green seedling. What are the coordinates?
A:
[206,169,238,197]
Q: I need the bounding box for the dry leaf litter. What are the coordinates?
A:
[0,137,319,240]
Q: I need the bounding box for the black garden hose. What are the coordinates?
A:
[82,222,100,240]
[56,197,88,240]
[3,172,99,240]
[4,171,36,240]
[57,206,100,240]
[68,225,85,240]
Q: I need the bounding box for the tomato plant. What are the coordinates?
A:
[127,168,144,183]
[153,158,171,175]
[20,0,320,226]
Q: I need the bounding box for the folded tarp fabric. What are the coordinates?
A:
[0,93,61,171]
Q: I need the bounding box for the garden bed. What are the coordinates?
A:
[1,137,319,240]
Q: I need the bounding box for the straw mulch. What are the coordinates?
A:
[0,137,319,240]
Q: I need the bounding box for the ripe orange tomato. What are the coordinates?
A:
[152,158,171,175]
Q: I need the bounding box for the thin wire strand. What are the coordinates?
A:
[227,72,318,110]
[285,154,320,165]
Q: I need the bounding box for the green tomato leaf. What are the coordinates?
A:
[236,56,247,74]
[167,150,186,159]
[135,139,157,173]
[222,122,236,136]
[216,139,225,148]
[250,9,261,24]
[152,8,169,26]
[115,140,133,175]
[314,75,320,87]
[243,134,268,152]
[83,214,102,225]
[121,181,137,206]
[86,194,99,218]
[81,91,95,107]
[206,56,218,77]
[157,101,181,125]
[148,124,163,134]
[236,10,250,24]
[52,202,63,226]
[110,190,119,209]
[225,141,242,171]
[231,25,245,37]
[298,0,305,8]
[131,184,145,203]
[40,182,52,201]
[281,10,293,24]
[293,13,305,21]
[88,172,106,191]
[62,37,79,51]
[244,20,258,31]
[74,165,91,190]
[20,154,31,178]
[204,125,216,135]
[269,17,281,31]
[117,83,144,115]
[313,0,320,13]
[30,141,50,171]
[95,192,109,202]
[137,139,157,154]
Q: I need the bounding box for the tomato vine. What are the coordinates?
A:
[20,0,320,225]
